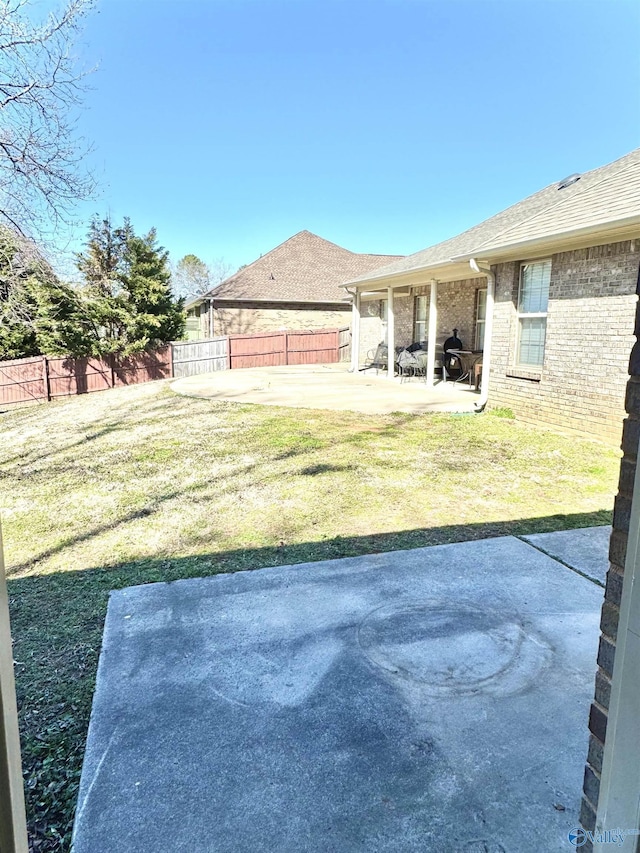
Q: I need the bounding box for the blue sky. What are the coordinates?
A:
[70,0,640,272]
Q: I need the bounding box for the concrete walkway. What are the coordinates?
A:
[73,529,609,853]
[171,363,480,414]
[522,525,611,586]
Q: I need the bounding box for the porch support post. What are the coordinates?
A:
[426,279,438,388]
[386,286,395,380]
[350,290,361,372]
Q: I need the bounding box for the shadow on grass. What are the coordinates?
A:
[7,508,611,853]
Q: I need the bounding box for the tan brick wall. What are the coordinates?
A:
[357,295,413,366]
[412,278,484,350]
[358,301,384,365]
[209,301,350,336]
[200,305,209,338]
[394,294,414,346]
[488,240,640,442]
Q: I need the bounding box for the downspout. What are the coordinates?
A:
[469,258,495,412]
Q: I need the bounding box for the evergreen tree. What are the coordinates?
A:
[76,217,185,355]
[76,215,131,352]
[119,229,185,352]
[33,279,98,357]
[0,228,96,359]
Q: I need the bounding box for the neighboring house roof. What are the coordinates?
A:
[345,147,640,288]
[184,294,203,310]
[198,231,403,305]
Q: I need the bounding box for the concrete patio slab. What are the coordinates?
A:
[522,525,611,586]
[73,536,603,853]
[171,363,480,414]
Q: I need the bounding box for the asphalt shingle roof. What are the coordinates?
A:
[466,153,640,254]
[346,147,640,285]
[206,231,403,303]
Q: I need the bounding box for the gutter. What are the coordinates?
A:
[469,258,495,412]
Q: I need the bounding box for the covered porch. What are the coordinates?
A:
[346,258,493,403]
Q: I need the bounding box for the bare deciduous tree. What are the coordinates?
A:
[0,0,96,235]
[209,256,234,287]
[172,254,234,298]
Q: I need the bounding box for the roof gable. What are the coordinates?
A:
[206,230,402,303]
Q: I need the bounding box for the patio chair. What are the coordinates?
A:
[449,350,483,387]
[397,349,420,382]
[360,343,388,373]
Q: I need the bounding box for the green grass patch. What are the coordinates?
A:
[487,406,516,419]
[0,379,620,850]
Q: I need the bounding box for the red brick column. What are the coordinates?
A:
[580,265,640,847]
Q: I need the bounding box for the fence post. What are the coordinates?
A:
[283,332,288,366]
[109,354,116,388]
[226,337,231,370]
[0,524,29,853]
[41,356,50,401]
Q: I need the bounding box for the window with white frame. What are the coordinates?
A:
[414,295,428,343]
[517,260,551,366]
[475,288,487,350]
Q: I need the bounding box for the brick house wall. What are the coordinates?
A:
[358,301,385,364]
[204,301,350,337]
[413,278,485,350]
[356,295,414,365]
[488,240,640,442]
[578,264,640,849]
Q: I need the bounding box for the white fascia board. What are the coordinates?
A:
[341,270,421,291]
[343,261,479,291]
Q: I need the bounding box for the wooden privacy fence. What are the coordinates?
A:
[171,337,228,378]
[228,328,343,369]
[173,327,351,378]
[338,327,351,363]
[0,349,172,405]
[0,328,351,405]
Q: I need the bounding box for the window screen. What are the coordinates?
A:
[517,261,551,366]
[414,295,428,343]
